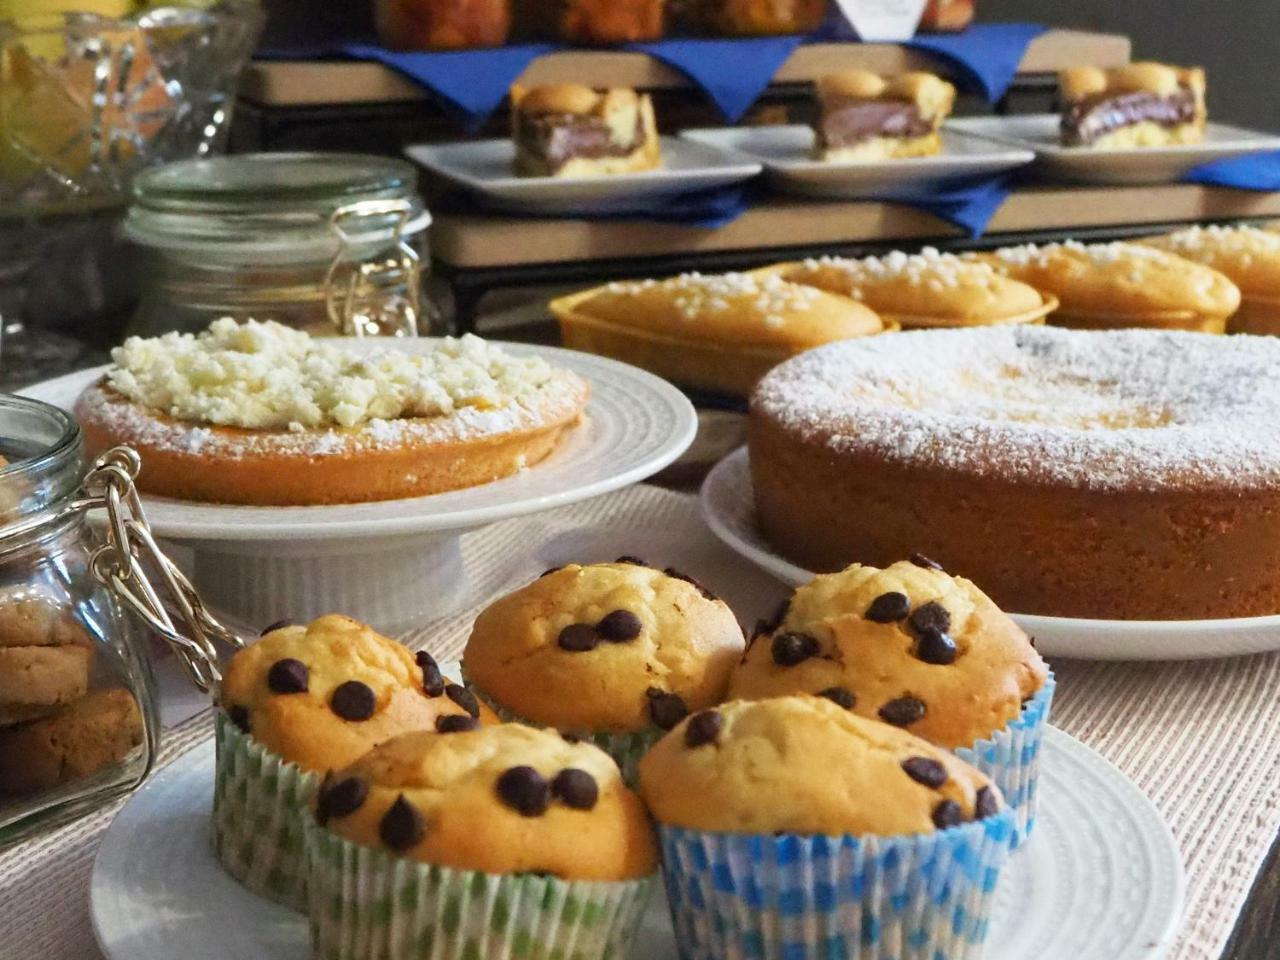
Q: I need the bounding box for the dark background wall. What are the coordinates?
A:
[980,0,1280,130]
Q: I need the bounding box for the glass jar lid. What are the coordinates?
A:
[124,152,431,263]
[0,395,83,519]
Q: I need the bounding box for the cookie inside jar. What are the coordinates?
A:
[0,396,156,843]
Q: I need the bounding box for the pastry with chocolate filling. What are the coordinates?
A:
[511,83,661,178]
[1059,62,1206,148]
[812,70,955,163]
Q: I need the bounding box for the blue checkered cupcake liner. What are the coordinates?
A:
[657,808,1017,960]
[211,711,318,913]
[953,672,1055,849]
[304,816,657,960]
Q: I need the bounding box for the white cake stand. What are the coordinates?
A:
[23,342,697,634]
[701,447,1280,661]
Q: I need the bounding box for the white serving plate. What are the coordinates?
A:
[405,138,761,215]
[679,124,1034,198]
[22,342,695,631]
[700,447,1280,661]
[90,725,1183,960]
[947,114,1280,185]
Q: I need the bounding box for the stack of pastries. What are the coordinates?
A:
[217,554,1049,959]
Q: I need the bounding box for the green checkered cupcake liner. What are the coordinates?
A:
[304,816,656,960]
[463,676,663,787]
[211,711,319,912]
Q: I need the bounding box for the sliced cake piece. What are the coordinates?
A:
[510,83,661,178]
[812,70,955,163]
[1059,62,1206,148]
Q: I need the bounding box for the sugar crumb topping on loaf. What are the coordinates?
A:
[802,247,997,296]
[991,239,1167,268]
[106,319,565,432]
[752,325,1280,491]
[605,271,821,327]
[1157,224,1280,258]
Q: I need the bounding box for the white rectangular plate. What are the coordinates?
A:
[404,138,761,215]
[679,124,1033,199]
[947,114,1280,185]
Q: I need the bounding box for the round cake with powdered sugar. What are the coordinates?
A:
[75,320,589,506]
[749,324,1280,620]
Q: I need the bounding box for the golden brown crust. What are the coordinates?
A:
[512,82,610,117]
[816,70,955,122]
[463,562,744,733]
[1228,296,1280,335]
[319,724,658,880]
[638,696,999,836]
[220,615,494,773]
[728,562,1046,749]
[374,0,512,51]
[0,645,92,724]
[1060,62,1205,102]
[1141,225,1280,301]
[74,378,588,506]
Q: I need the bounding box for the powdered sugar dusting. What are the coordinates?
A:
[752,325,1280,491]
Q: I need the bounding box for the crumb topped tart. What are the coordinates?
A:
[75,320,590,505]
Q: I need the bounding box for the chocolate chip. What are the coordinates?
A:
[865,592,910,623]
[496,766,550,817]
[879,696,926,727]
[266,658,309,695]
[331,680,376,721]
[908,601,951,635]
[932,800,964,830]
[1028,635,1037,649]
[560,731,582,744]
[901,756,948,788]
[259,618,298,636]
[817,686,856,709]
[909,553,943,571]
[416,651,445,698]
[615,555,647,566]
[975,786,999,819]
[550,769,598,810]
[646,688,688,730]
[380,794,425,850]
[684,710,722,748]
[663,567,718,601]
[915,628,958,666]
[540,566,564,577]
[436,715,478,733]
[771,632,819,667]
[445,683,480,719]
[557,623,598,652]
[596,609,642,642]
[228,704,250,733]
[322,777,369,821]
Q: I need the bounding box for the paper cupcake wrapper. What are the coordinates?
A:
[658,809,1017,960]
[954,672,1056,849]
[211,711,318,912]
[464,675,661,787]
[304,817,656,960]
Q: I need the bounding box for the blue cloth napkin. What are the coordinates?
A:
[1184,150,1280,190]
[339,43,555,132]
[628,36,805,122]
[877,172,1015,237]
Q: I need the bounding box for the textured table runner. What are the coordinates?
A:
[4,484,1280,960]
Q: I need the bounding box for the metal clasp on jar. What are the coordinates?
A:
[324,198,424,338]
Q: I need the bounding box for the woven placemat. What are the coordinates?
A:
[3,484,1278,960]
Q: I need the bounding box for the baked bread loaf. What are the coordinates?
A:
[220,614,494,772]
[1142,225,1280,335]
[315,723,657,879]
[976,240,1239,333]
[463,560,744,735]
[553,271,886,397]
[749,324,1280,619]
[511,84,661,178]
[75,319,589,506]
[691,0,827,36]
[813,71,955,162]
[919,0,974,32]
[517,0,665,42]
[374,0,511,50]
[1060,62,1207,148]
[772,248,1055,328]
[638,695,1001,836]
[729,560,1048,749]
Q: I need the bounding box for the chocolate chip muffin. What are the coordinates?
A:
[306,724,658,960]
[637,696,1016,960]
[213,614,494,911]
[729,558,1053,843]
[462,559,745,780]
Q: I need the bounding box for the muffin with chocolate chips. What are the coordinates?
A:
[305,723,657,960]
[213,615,496,910]
[730,558,1053,842]
[462,560,744,781]
[637,696,1016,960]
